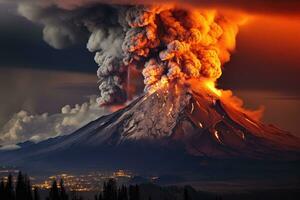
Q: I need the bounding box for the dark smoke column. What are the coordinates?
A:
[89,5,238,105]
[15,2,238,105]
[88,6,162,105]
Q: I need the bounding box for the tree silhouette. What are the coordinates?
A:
[25,174,33,200]
[60,179,68,200]
[15,172,33,200]
[49,180,60,200]
[33,187,40,200]
[183,186,189,200]
[16,171,26,200]
[0,178,5,200]
[98,192,103,200]
[0,178,5,199]
[117,185,128,200]
[129,185,139,200]
[103,179,118,200]
[4,174,15,200]
[70,191,83,200]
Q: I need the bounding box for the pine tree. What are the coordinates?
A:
[128,185,134,200]
[0,178,5,200]
[98,192,103,200]
[16,171,26,200]
[135,185,139,200]
[103,179,117,200]
[183,186,189,200]
[70,191,76,200]
[49,180,60,200]
[60,179,68,200]
[117,188,121,200]
[215,196,222,200]
[129,185,139,200]
[117,185,128,200]
[5,174,15,200]
[70,191,83,200]
[25,174,33,200]
[33,187,40,200]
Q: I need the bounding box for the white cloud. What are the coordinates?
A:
[0,96,109,146]
[0,144,21,151]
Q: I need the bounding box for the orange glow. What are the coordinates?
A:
[204,80,222,97]
[220,90,264,121]
[238,14,300,60]
[186,77,264,122]
[186,78,222,98]
[109,104,126,112]
[148,76,169,94]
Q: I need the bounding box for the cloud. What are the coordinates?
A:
[0,144,21,151]
[16,1,90,49]
[0,96,110,146]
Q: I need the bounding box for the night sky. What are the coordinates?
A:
[0,1,299,138]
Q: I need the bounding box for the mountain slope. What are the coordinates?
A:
[0,86,300,173]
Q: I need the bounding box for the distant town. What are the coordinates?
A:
[0,166,156,192]
[33,170,133,192]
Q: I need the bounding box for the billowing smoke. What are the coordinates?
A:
[11,1,238,105]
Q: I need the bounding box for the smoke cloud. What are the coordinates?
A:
[1,0,240,105]
[0,96,109,149]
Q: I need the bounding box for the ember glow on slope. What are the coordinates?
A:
[0,1,296,147]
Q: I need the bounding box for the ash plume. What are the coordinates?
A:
[6,1,240,105]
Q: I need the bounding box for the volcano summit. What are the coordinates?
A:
[1,82,300,174]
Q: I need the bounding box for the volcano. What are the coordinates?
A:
[1,83,300,175]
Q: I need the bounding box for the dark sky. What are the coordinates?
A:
[0,3,299,136]
[220,15,300,96]
[0,4,95,72]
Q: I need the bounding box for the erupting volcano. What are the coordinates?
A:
[1,4,300,174]
[92,5,239,105]
[85,4,299,158]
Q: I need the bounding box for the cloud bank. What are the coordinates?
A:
[0,96,109,148]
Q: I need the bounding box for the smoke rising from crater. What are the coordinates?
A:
[10,1,239,105]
